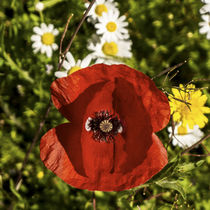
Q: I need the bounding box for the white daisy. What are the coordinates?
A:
[35,2,44,12]
[31,23,59,58]
[168,124,204,149]
[199,14,210,39]
[200,3,210,14]
[95,9,129,41]
[45,64,53,75]
[201,0,210,3]
[54,52,92,78]
[85,0,118,23]
[88,38,132,60]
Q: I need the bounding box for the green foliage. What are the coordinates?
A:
[0,0,210,209]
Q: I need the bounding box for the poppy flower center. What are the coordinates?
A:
[68,66,81,75]
[85,111,122,143]
[95,4,108,16]
[100,120,113,132]
[41,32,54,45]
[102,42,118,56]
[106,22,117,32]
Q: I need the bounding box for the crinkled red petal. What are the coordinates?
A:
[51,64,170,132]
[40,123,167,191]
[41,74,168,191]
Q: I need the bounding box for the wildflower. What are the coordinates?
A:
[31,23,59,58]
[54,52,92,78]
[35,2,44,12]
[88,38,132,60]
[46,64,53,75]
[85,0,118,23]
[168,124,204,149]
[199,14,210,39]
[95,9,129,41]
[169,84,210,132]
[200,3,210,14]
[201,0,210,3]
[40,64,170,191]
[37,171,44,179]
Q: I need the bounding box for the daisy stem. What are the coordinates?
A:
[57,0,96,71]
[39,11,44,22]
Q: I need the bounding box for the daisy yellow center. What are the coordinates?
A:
[102,42,118,56]
[68,66,81,75]
[41,33,54,45]
[106,22,117,32]
[95,4,108,16]
[169,84,210,130]
[100,120,113,133]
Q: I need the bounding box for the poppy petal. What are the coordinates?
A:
[40,124,167,191]
[40,123,89,187]
[50,64,170,132]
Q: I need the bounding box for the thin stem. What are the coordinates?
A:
[15,100,52,190]
[152,60,187,80]
[59,14,74,63]
[92,191,96,210]
[183,153,210,157]
[57,0,96,71]
[181,133,210,155]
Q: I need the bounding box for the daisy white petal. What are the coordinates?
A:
[53,29,59,36]
[46,46,52,58]
[201,0,210,3]
[32,41,42,48]
[33,27,43,35]
[47,24,54,32]
[52,43,58,50]
[41,45,47,54]
[63,60,72,70]
[31,35,41,42]
[55,71,68,78]
[200,4,210,14]
[66,52,76,66]
[201,14,210,22]
[168,123,204,149]
[80,55,92,68]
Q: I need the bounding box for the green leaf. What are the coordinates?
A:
[178,160,205,173]
[9,179,22,201]
[148,155,180,182]
[3,52,34,83]
[156,179,186,200]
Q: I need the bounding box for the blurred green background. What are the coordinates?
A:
[0,0,210,209]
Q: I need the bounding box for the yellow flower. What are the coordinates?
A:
[169,84,210,133]
[37,171,44,179]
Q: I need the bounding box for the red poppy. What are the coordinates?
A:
[40,64,170,191]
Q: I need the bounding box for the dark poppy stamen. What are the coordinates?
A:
[85,110,122,143]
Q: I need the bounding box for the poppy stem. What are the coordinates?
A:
[57,0,96,72]
[92,191,97,210]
